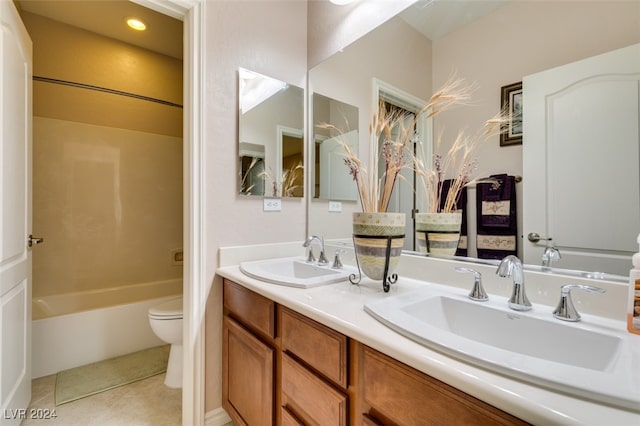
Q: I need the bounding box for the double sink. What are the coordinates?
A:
[240,256,640,412]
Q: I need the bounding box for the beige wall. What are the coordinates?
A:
[32,118,183,297]
[203,0,308,412]
[22,12,184,298]
[21,11,183,137]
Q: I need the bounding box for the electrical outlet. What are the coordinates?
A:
[263,198,282,211]
[329,201,342,212]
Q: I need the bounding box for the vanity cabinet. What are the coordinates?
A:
[223,279,352,425]
[222,279,527,425]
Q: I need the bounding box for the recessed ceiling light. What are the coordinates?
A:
[330,0,355,5]
[127,18,146,31]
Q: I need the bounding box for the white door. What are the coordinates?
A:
[0,1,32,423]
[319,130,358,201]
[523,43,640,275]
[381,113,416,251]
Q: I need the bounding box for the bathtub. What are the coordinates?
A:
[32,279,182,379]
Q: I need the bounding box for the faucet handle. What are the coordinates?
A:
[305,248,316,263]
[455,267,488,302]
[542,246,562,269]
[553,284,606,322]
[332,249,346,269]
[317,249,329,265]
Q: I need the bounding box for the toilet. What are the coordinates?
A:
[148,296,183,388]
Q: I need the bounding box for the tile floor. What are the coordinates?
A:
[22,372,181,425]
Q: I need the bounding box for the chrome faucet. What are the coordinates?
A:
[496,255,532,311]
[552,284,605,321]
[303,235,329,265]
[542,246,561,269]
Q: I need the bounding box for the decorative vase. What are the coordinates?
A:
[352,212,405,281]
[415,212,463,256]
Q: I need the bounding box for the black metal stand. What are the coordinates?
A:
[415,229,460,255]
[416,230,430,253]
[349,234,404,292]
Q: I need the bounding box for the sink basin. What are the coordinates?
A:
[240,257,356,288]
[401,295,619,371]
[365,285,640,412]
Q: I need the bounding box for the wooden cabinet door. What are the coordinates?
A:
[360,345,527,426]
[223,316,274,426]
[281,406,305,426]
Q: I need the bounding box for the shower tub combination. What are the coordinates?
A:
[32,278,182,378]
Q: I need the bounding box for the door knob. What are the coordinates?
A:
[28,234,44,247]
[527,232,552,243]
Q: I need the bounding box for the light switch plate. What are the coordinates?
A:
[329,201,342,212]
[263,198,282,211]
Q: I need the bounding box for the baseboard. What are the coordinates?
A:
[204,407,233,426]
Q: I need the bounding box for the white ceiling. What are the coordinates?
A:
[399,0,509,41]
[14,0,508,63]
[15,0,183,60]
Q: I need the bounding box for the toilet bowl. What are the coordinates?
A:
[148,296,183,388]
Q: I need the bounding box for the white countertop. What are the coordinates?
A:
[216,243,639,425]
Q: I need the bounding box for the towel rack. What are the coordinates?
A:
[467,175,522,188]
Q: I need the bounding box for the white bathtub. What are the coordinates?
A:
[32,279,182,379]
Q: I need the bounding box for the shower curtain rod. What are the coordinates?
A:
[33,76,183,109]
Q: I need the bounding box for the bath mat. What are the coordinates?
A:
[55,345,169,405]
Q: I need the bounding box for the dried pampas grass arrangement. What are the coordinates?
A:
[320,76,478,213]
[259,160,303,198]
[413,106,510,213]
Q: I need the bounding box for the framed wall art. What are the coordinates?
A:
[500,81,523,146]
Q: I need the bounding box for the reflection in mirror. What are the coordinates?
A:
[307,0,640,279]
[238,68,304,197]
[312,93,359,201]
[239,146,265,196]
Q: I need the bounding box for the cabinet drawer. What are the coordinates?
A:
[223,279,275,339]
[280,306,348,388]
[361,345,527,426]
[281,353,348,426]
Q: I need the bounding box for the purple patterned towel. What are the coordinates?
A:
[476,174,517,260]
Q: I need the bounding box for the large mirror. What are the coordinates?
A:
[311,93,359,201]
[307,0,640,279]
[239,68,304,197]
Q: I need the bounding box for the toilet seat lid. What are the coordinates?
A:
[149,296,183,319]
